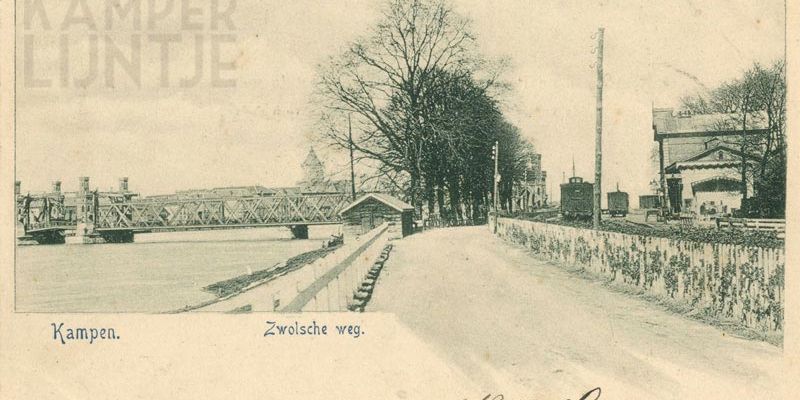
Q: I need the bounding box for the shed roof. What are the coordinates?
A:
[339,193,414,215]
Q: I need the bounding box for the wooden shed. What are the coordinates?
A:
[339,193,415,240]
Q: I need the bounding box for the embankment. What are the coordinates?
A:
[183,223,390,312]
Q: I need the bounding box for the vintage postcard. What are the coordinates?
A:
[0,0,798,398]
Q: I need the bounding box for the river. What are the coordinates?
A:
[14,226,341,313]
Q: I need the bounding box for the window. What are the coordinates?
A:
[718,151,724,160]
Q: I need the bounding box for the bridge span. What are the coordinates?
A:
[16,178,352,244]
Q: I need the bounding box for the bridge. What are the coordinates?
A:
[16,178,352,244]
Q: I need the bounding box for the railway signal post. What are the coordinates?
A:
[492,141,500,232]
[492,141,500,212]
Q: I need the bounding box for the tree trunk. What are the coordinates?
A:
[425,179,435,215]
[436,186,446,219]
[448,178,462,222]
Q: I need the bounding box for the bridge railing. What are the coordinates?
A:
[22,220,75,232]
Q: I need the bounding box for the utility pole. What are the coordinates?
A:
[348,114,356,201]
[593,27,604,230]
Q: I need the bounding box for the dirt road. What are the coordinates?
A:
[369,226,783,399]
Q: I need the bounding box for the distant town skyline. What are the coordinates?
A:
[15,0,784,198]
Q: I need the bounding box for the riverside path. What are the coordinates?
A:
[368,226,783,400]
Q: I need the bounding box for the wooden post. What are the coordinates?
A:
[658,138,669,215]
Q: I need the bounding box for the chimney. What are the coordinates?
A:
[80,177,90,192]
[119,177,129,192]
[15,181,20,195]
[52,180,62,193]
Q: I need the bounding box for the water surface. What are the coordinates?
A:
[16,226,340,312]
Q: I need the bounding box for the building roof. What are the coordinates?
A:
[652,108,768,139]
[339,193,414,215]
[302,147,323,167]
[691,175,742,194]
[301,179,351,194]
[665,144,759,173]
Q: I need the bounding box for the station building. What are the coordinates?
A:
[652,108,766,218]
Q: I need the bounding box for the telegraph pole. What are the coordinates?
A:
[593,27,604,230]
[348,114,356,201]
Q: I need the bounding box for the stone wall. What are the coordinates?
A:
[495,217,785,332]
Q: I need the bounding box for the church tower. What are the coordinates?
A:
[301,147,326,187]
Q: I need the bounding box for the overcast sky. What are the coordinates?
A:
[16,0,784,199]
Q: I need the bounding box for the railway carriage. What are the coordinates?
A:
[560,177,594,220]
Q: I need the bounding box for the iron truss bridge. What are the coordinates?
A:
[17,193,352,242]
[94,194,351,231]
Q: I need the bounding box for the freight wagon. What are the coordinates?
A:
[560,177,594,220]
[638,195,661,210]
[607,190,629,217]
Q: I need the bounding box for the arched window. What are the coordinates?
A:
[718,151,724,160]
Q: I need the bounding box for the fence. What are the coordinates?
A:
[494,217,785,332]
[715,217,786,238]
[422,215,486,229]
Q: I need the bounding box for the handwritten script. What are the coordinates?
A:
[473,387,601,400]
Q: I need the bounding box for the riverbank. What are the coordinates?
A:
[171,245,340,313]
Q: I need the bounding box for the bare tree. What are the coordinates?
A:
[315,0,528,223]
[316,0,478,208]
[680,60,786,216]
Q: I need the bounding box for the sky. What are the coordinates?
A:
[15,0,785,200]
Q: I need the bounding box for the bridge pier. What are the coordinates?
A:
[289,225,309,239]
[67,222,102,244]
[28,230,66,245]
[99,230,135,244]
[67,225,135,245]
